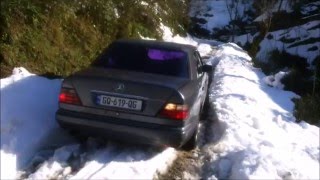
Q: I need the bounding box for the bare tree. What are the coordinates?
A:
[277,0,284,12]
[254,0,277,35]
[225,0,240,41]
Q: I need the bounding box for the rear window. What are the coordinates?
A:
[93,43,189,78]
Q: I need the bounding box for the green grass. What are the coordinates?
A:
[0,0,189,78]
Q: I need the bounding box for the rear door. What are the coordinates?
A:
[194,51,208,109]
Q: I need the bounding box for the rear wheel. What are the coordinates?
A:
[66,129,88,142]
[180,128,198,151]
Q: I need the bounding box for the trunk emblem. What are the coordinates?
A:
[114,83,125,92]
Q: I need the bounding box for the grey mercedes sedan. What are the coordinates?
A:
[56,39,211,150]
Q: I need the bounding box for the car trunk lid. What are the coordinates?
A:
[70,67,189,116]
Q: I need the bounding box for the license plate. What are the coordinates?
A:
[97,95,142,111]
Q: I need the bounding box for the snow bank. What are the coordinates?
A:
[71,145,176,179]
[0,67,61,179]
[256,20,320,64]
[1,68,178,180]
[205,43,319,179]
[27,139,177,179]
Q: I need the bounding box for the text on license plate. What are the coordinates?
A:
[97,95,142,111]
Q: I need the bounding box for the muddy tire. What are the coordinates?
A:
[180,129,197,151]
[68,130,88,142]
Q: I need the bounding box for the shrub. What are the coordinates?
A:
[294,94,320,126]
[0,0,189,78]
[308,46,318,51]
[247,33,263,58]
[267,49,311,74]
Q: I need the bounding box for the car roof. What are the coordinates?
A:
[112,39,197,53]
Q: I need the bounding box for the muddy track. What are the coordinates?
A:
[156,149,201,180]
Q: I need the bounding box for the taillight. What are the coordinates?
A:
[59,88,82,105]
[160,103,189,120]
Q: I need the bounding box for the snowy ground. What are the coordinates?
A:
[190,0,320,66]
[1,39,319,179]
[0,68,177,179]
[201,43,319,179]
[189,0,252,33]
[235,20,320,65]
[1,69,62,178]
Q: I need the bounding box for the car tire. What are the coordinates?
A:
[68,129,88,142]
[180,127,198,151]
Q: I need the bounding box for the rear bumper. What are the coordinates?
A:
[56,109,190,147]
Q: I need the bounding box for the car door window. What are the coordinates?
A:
[194,51,203,78]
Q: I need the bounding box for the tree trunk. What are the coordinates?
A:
[277,0,284,12]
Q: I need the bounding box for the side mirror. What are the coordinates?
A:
[202,64,212,73]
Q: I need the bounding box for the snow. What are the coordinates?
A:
[1,67,61,179]
[254,0,293,22]
[189,0,231,31]
[189,0,252,32]
[256,20,320,64]
[28,144,80,179]
[204,43,319,179]
[263,71,288,89]
[25,138,177,179]
[234,33,256,46]
[190,0,320,66]
[1,23,319,180]
[71,145,176,179]
[0,69,178,179]
[301,1,320,16]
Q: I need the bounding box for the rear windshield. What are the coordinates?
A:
[93,43,189,78]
